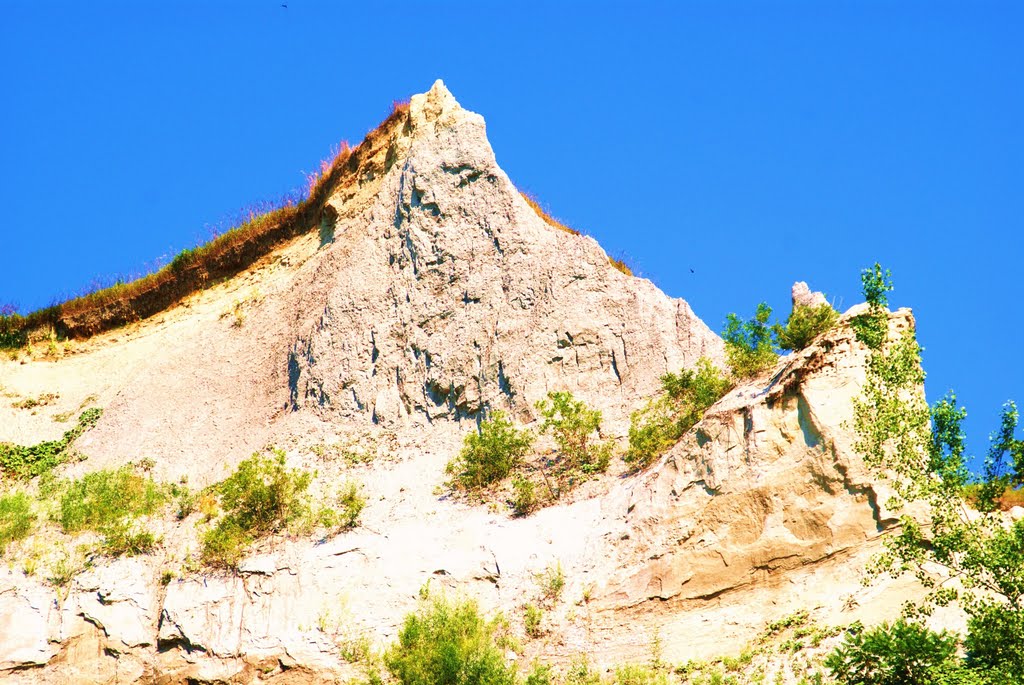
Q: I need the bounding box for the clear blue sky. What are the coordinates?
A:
[1,1,1020,469]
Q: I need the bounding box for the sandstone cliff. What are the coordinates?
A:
[0,82,911,683]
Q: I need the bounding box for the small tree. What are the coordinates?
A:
[627,358,731,468]
[447,411,534,490]
[773,302,839,351]
[851,263,894,350]
[852,264,1024,680]
[825,620,960,685]
[536,392,611,486]
[722,302,778,377]
[384,594,516,685]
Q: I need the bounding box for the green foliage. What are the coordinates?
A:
[447,411,534,490]
[977,401,1024,512]
[964,588,1024,677]
[524,603,543,637]
[384,594,517,685]
[722,302,778,378]
[626,358,731,468]
[536,392,611,493]
[58,466,165,532]
[824,620,958,685]
[534,562,565,604]
[201,449,313,567]
[511,476,538,517]
[613,664,669,685]
[0,492,35,555]
[0,408,102,479]
[850,263,893,350]
[0,308,27,349]
[320,480,366,530]
[852,269,1024,679]
[525,663,555,685]
[773,303,839,351]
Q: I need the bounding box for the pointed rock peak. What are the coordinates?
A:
[409,79,477,132]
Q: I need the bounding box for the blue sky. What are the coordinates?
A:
[1,1,1020,468]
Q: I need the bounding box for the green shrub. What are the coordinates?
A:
[722,302,778,378]
[217,449,311,533]
[0,492,35,555]
[0,408,102,479]
[534,562,565,604]
[964,602,1024,678]
[524,603,543,637]
[384,594,516,685]
[824,619,959,685]
[320,479,366,530]
[774,302,839,351]
[511,476,538,517]
[613,664,669,685]
[536,392,611,494]
[447,411,534,489]
[58,465,165,533]
[627,358,731,468]
[201,519,251,568]
[0,308,27,350]
[525,663,555,685]
[850,263,893,351]
[201,449,313,567]
[100,522,157,556]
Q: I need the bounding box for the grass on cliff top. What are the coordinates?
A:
[519,190,634,277]
[0,100,412,348]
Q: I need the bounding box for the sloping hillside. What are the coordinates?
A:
[0,82,925,684]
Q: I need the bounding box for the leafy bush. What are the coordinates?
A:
[627,358,731,468]
[201,449,313,567]
[0,492,35,555]
[525,663,555,685]
[447,411,534,490]
[536,392,611,493]
[59,465,165,533]
[0,305,27,349]
[320,479,366,530]
[0,408,102,479]
[613,664,669,685]
[824,620,959,685]
[384,594,516,685]
[964,596,1024,677]
[722,302,778,378]
[850,263,893,350]
[534,562,565,604]
[524,603,543,637]
[511,476,538,517]
[774,302,839,351]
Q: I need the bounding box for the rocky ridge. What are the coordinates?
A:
[0,82,911,683]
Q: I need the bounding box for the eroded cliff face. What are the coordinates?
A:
[0,82,905,683]
[287,81,723,431]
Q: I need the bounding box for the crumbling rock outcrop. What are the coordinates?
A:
[288,81,723,431]
[0,82,910,682]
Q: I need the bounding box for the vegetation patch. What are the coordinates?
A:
[383,593,517,685]
[626,357,731,469]
[773,303,839,352]
[536,392,613,494]
[57,464,167,556]
[0,491,36,555]
[722,302,779,378]
[447,410,534,490]
[0,408,102,479]
[2,102,411,344]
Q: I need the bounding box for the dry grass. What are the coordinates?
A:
[519,191,581,236]
[7,101,411,343]
[520,191,634,276]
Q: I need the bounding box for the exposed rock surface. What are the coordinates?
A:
[0,82,916,682]
[791,281,829,308]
